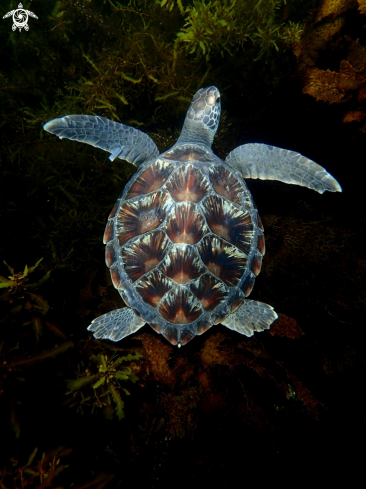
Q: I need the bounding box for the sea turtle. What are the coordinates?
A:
[44,86,342,347]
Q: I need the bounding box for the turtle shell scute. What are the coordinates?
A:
[125,159,175,198]
[158,287,203,324]
[122,230,170,282]
[160,245,205,285]
[166,164,210,202]
[202,195,254,254]
[165,203,208,244]
[198,234,247,287]
[116,191,170,245]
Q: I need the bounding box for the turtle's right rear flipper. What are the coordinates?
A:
[88,307,146,342]
[43,115,159,167]
[221,299,278,337]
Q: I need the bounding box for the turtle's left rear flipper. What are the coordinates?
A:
[221,299,278,337]
[44,115,159,167]
[88,307,146,342]
[225,143,342,194]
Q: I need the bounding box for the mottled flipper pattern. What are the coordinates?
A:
[222,299,278,337]
[43,115,159,167]
[88,307,146,342]
[225,143,342,194]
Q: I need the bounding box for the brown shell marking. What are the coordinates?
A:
[164,147,209,162]
[158,287,202,324]
[208,166,243,205]
[198,235,246,287]
[122,230,170,282]
[196,320,212,335]
[190,273,228,311]
[105,242,117,267]
[257,233,265,255]
[103,220,114,244]
[241,273,256,297]
[110,267,123,289]
[257,212,264,231]
[251,251,263,276]
[160,245,204,284]
[125,160,174,198]
[229,291,245,313]
[116,192,169,246]
[202,195,254,255]
[135,270,172,307]
[166,165,210,202]
[165,203,207,244]
[108,200,120,219]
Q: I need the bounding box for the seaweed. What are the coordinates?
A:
[0,259,51,340]
[66,351,143,420]
[0,446,72,489]
[294,0,366,130]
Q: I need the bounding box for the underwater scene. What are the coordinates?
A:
[0,0,365,487]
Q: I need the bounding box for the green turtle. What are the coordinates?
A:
[44,86,341,347]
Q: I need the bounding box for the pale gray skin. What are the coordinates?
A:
[44,86,342,347]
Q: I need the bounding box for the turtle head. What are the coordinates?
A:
[176,86,221,149]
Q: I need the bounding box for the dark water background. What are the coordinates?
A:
[0,1,365,487]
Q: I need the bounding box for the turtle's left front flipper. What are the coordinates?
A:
[221,300,278,337]
[225,143,342,194]
[44,115,159,167]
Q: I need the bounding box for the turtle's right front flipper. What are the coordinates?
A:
[43,115,159,167]
[225,143,342,194]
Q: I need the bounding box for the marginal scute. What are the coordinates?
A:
[165,203,208,244]
[149,322,163,333]
[108,201,120,219]
[179,328,195,346]
[202,195,254,254]
[229,290,245,313]
[198,235,247,287]
[110,267,122,289]
[125,160,175,198]
[103,220,114,244]
[135,270,172,307]
[105,242,116,267]
[257,212,264,231]
[116,191,169,245]
[160,245,204,284]
[214,311,230,325]
[196,320,212,335]
[257,233,266,255]
[122,230,170,282]
[251,252,263,276]
[166,164,210,202]
[119,289,131,307]
[190,273,229,311]
[161,326,178,346]
[208,166,242,204]
[158,287,202,324]
[240,272,256,297]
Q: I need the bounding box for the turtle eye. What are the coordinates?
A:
[215,96,220,106]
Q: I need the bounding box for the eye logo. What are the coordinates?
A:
[3,3,38,32]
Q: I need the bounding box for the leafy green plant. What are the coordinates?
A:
[166,0,303,63]
[0,446,71,489]
[66,351,143,420]
[0,259,51,339]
